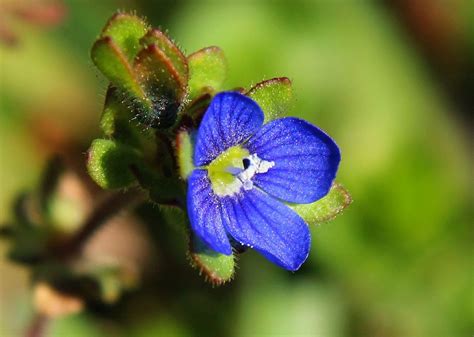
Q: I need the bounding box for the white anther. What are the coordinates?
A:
[237,154,274,191]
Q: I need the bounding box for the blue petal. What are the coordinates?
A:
[245,117,340,203]
[221,189,310,271]
[193,92,264,166]
[187,169,232,255]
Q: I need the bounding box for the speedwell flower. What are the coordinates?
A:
[187,92,340,271]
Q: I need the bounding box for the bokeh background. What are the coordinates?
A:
[1,0,472,336]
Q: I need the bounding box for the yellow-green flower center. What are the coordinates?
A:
[208,146,249,196]
[206,145,275,196]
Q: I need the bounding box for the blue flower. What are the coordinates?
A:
[187,92,340,271]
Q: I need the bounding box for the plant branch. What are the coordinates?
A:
[52,187,147,259]
[25,314,48,337]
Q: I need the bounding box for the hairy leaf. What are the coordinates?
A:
[100,86,142,147]
[131,164,184,204]
[134,44,186,128]
[101,12,148,61]
[140,29,188,85]
[247,77,293,122]
[91,37,149,108]
[289,183,352,225]
[187,46,227,100]
[87,139,142,189]
[189,235,235,286]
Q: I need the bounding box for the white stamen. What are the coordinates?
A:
[214,153,274,196]
[237,154,274,191]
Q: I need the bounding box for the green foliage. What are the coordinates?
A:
[100,86,142,147]
[101,13,149,61]
[132,166,184,204]
[140,29,188,84]
[91,12,190,129]
[87,139,142,189]
[247,77,293,122]
[134,44,186,128]
[92,12,149,104]
[2,160,69,264]
[187,46,227,100]
[88,13,228,213]
[289,183,352,225]
[91,37,148,104]
[0,153,150,310]
[189,235,235,285]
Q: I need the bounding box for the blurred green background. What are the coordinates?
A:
[1,0,472,336]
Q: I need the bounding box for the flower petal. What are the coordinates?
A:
[187,169,232,255]
[194,92,264,166]
[221,189,310,271]
[245,117,340,203]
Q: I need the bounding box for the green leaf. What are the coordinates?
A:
[101,12,149,61]
[87,139,142,189]
[189,235,235,285]
[140,29,188,85]
[175,129,194,179]
[155,204,189,232]
[131,163,184,204]
[100,86,142,147]
[91,37,150,108]
[247,77,293,122]
[135,44,187,98]
[184,93,212,122]
[289,183,352,225]
[187,46,227,100]
[134,44,186,128]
